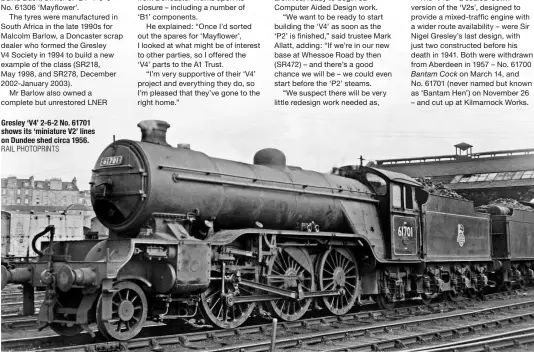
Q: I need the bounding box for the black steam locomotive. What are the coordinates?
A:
[2,120,533,340]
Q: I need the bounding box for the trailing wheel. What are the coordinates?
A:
[96,281,147,341]
[265,247,314,321]
[318,248,359,315]
[199,258,257,329]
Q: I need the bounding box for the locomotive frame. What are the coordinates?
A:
[2,120,533,341]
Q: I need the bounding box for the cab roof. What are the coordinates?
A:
[366,167,422,187]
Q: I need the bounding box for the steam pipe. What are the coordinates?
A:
[31,225,54,257]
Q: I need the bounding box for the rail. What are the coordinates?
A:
[2,288,532,352]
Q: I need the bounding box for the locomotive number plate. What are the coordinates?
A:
[100,156,123,167]
[392,216,418,256]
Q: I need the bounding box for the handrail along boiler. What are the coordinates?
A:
[2,120,533,340]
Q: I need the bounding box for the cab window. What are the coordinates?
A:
[405,186,414,209]
[392,184,402,208]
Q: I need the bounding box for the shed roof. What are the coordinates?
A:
[371,154,534,177]
[447,178,534,190]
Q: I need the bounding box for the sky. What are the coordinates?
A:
[1,0,533,190]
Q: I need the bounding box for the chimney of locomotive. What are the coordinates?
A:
[254,148,287,170]
[137,120,171,146]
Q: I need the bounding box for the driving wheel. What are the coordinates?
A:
[265,247,314,321]
[199,254,256,329]
[317,248,359,315]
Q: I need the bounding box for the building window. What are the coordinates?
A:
[17,189,21,195]
[486,173,498,181]
[16,198,21,204]
[512,171,524,180]
[476,174,489,181]
[459,175,471,183]
[450,175,463,184]
[36,197,40,205]
[1,188,5,195]
[37,183,43,189]
[521,171,534,179]
[44,197,49,205]
[503,172,515,180]
[467,175,478,182]
[494,173,506,181]
[24,198,29,204]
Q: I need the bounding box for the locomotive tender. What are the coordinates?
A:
[2,120,533,340]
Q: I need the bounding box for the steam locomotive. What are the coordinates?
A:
[2,120,533,341]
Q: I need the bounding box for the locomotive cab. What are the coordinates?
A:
[366,168,425,261]
[337,166,426,261]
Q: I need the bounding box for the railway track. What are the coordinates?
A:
[399,328,534,352]
[1,291,45,304]
[0,286,527,332]
[1,287,531,332]
[1,300,43,308]
[2,289,533,352]
[193,302,534,352]
[320,314,534,352]
[1,302,42,315]
[433,331,534,352]
[1,288,43,316]
[1,314,40,329]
